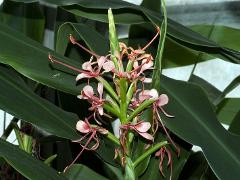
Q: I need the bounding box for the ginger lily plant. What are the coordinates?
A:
[1,0,240,179]
[49,8,177,180]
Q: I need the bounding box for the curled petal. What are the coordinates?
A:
[140,60,153,72]
[139,89,158,102]
[149,89,159,100]
[103,61,115,72]
[76,120,90,133]
[77,95,83,99]
[76,73,93,81]
[97,56,107,68]
[97,83,103,99]
[97,106,104,116]
[83,85,94,98]
[82,61,93,71]
[139,90,152,102]
[138,132,154,141]
[134,122,151,132]
[157,94,169,107]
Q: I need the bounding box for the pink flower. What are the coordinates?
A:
[78,83,104,116]
[120,121,153,141]
[76,56,115,81]
[127,53,153,83]
[155,94,174,118]
[130,89,158,108]
[65,119,108,172]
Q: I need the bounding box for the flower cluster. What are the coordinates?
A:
[48,26,178,178]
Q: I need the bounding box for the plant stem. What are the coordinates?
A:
[106,131,120,146]
[126,99,155,122]
[103,103,120,117]
[133,141,168,168]
[120,78,128,124]
[97,76,119,102]
[124,157,135,180]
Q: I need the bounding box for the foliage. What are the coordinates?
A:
[0,0,239,180]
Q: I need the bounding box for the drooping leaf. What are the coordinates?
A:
[64,164,108,180]
[160,75,240,179]
[0,138,66,180]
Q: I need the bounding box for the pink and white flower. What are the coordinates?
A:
[78,83,105,116]
[120,121,153,141]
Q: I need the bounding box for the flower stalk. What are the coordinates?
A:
[48,4,178,179]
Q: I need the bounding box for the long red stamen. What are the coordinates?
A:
[142,26,160,51]
[129,55,152,73]
[64,130,97,172]
[48,54,85,74]
[69,35,100,58]
[155,109,180,156]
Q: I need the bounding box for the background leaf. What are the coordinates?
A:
[0,0,45,42]
[64,164,108,180]
[160,75,240,179]
[0,138,66,180]
[0,65,79,140]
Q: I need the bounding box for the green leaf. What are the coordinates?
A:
[0,0,45,42]
[0,65,79,140]
[56,0,240,63]
[228,110,240,135]
[141,0,161,12]
[188,75,222,105]
[44,154,58,166]
[217,98,240,125]
[0,138,66,180]
[64,164,108,180]
[152,0,167,90]
[56,22,109,56]
[179,152,217,180]
[160,75,240,179]
[140,142,190,180]
[0,22,81,95]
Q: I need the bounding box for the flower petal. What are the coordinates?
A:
[76,73,92,81]
[97,56,107,68]
[138,132,154,141]
[97,106,104,116]
[134,122,151,132]
[82,61,93,71]
[103,61,115,72]
[83,85,94,97]
[157,94,169,107]
[76,120,90,133]
[140,60,153,72]
[149,89,159,100]
[97,83,103,99]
